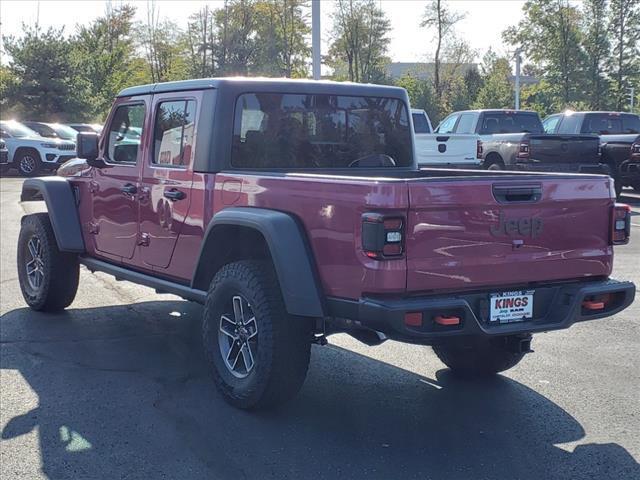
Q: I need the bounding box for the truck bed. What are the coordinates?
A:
[209,168,615,299]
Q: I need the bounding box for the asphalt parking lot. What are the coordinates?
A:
[1,175,639,480]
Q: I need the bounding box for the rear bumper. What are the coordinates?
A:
[327,278,635,344]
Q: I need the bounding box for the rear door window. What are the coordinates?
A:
[412,112,431,133]
[581,113,640,134]
[106,104,145,164]
[479,112,543,134]
[455,113,475,134]
[231,93,412,169]
[153,100,197,167]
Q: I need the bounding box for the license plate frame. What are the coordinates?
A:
[489,290,534,324]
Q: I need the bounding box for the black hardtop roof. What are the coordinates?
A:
[117,77,408,99]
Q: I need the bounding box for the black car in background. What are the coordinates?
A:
[543,111,640,193]
[22,121,79,142]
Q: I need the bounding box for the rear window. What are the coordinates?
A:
[232,93,412,169]
[479,112,543,134]
[580,113,640,134]
[412,112,431,133]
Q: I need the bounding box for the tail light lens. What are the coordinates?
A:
[516,140,530,160]
[631,141,640,159]
[362,213,405,259]
[611,203,631,245]
[477,140,483,159]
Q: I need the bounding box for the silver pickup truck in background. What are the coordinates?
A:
[411,109,480,168]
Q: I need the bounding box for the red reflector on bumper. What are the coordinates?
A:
[404,312,423,327]
[582,300,605,311]
[434,315,460,326]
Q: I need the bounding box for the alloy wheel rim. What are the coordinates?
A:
[25,236,45,291]
[218,295,258,378]
[20,155,36,173]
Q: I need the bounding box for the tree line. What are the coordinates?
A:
[1,0,638,124]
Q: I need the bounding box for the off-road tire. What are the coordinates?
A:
[15,149,41,177]
[17,213,79,311]
[202,260,312,410]
[433,336,528,377]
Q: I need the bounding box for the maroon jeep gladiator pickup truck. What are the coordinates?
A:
[18,78,635,409]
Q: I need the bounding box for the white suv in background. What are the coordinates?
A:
[0,120,77,176]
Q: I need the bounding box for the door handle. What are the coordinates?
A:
[121,183,137,195]
[163,188,186,201]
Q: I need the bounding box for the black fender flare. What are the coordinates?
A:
[20,177,85,253]
[192,207,325,318]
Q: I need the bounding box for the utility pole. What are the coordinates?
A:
[312,0,321,80]
[514,48,522,110]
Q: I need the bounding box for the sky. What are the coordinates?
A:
[0,0,526,64]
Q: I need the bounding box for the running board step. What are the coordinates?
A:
[79,257,206,304]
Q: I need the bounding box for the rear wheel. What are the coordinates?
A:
[16,150,41,177]
[433,335,530,377]
[17,213,79,311]
[202,260,312,409]
[484,158,504,171]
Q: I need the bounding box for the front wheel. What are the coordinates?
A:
[15,150,41,177]
[202,260,312,409]
[17,213,79,311]
[433,335,530,377]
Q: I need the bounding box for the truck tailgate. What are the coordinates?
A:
[415,133,479,165]
[529,134,600,164]
[406,175,614,293]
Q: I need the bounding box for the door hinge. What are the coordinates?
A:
[88,222,99,234]
[138,232,150,247]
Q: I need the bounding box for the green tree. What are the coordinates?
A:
[504,0,586,108]
[73,3,145,119]
[608,0,640,110]
[395,73,437,121]
[213,0,258,76]
[582,0,611,109]
[185,6,217,78]
[473,56,513,109]
[420,0,465,105]
[254,0,310,77]
[2,24,89,120]
[138,2,189,82]
[327,0,391,83]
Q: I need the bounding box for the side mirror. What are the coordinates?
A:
[76,132,109,168]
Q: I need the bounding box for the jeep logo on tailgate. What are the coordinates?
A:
[490,212,543,238]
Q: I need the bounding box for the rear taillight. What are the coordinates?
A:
[477,140,483,159]
[611,203,631,245]
[362,213,405,259]
[516,140,530,160]
[631,141,640,159]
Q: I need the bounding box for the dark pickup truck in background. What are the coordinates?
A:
[543,111,640,193]
[436,109,603,174]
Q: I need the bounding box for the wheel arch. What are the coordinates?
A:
[20,177,85,253]
[192,207,325,318]
[483,151,504,168]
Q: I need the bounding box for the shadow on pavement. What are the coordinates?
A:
[1,301,638,479]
